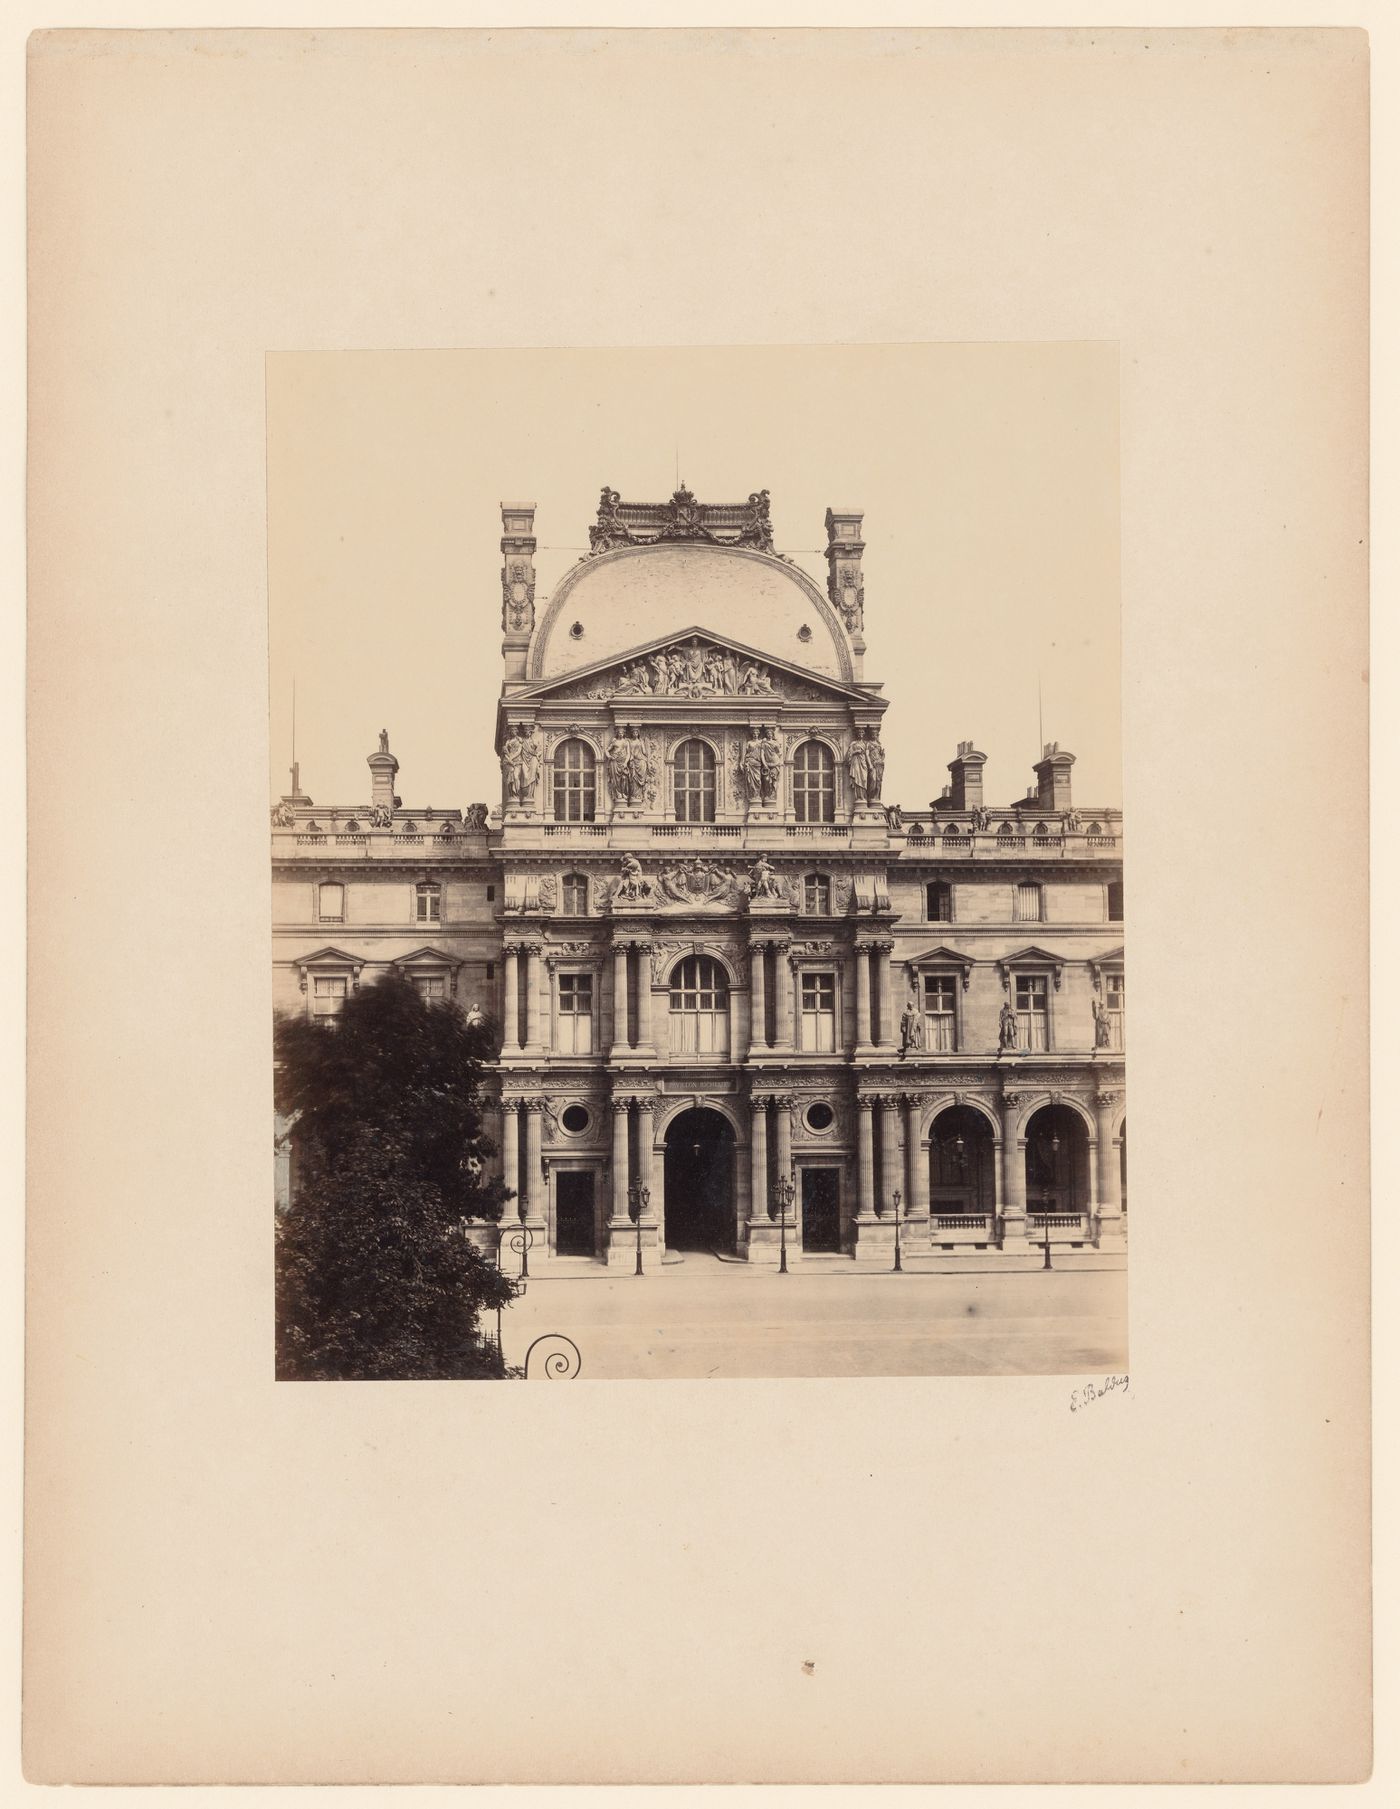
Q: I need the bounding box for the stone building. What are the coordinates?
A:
[272,486,1126,1266]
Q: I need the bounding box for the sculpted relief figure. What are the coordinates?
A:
[270,800,295,828]
[588,637,777,701]
[613,853,657,903]
[746,853,786,901]
[370,803,393,828]
[462,802,490,832]
[501,723,541,805]
[589,486,631,552]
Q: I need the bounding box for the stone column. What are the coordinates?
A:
[610,940,631,1055]
[773,1092,793,1187]
[749,941,768,1052]
[905,1093,930,1232]
[772,940,794,1050]
[522,1099,544,1226]
[502,944,520,1050]
[749,1095,770,1222]
[856,1095,876,1214]
[1094,1088,1126,1249]
[500,1100,520,1220]
[523,942,545,1052]
[880,1094,902,1216]
[854,939,873,1048]
[609,1097,631,1224]
[875,940,895,1048]
[634,1098,656,1215]
[1000,1091,1029,1249]
[634,943,656,1052]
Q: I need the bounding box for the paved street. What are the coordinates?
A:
[499,1255,1127,1379]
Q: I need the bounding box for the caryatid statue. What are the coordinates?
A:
[847,726,886,804]
[740,725,781,806]
[501,723,541,805]
[605,728,634,803]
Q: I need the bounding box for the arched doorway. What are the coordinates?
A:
[663,1107,735,1252]
[1024,1103,1092,1216]
[928,1104,996,1218]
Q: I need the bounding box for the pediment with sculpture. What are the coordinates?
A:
[527,630,859,707]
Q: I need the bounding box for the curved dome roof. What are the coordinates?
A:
[530,542,852,683]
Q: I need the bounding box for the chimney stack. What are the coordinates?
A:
[500,501,537,687]
[368,729,399,814]
[1032,741,1075,811]
[947,741,987,810]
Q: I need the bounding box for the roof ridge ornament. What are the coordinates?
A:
[588,485,774,555]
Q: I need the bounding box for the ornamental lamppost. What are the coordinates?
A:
[1042,1130,1060,1270]
[629,1179,650,1276]
[891,1187,903,1272]
[773,1167,796,1274]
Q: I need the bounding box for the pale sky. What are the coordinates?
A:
[267,344,1120,815]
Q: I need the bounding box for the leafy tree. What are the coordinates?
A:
[275,972,516,1380]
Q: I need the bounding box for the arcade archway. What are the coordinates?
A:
[663,1107,736,1252]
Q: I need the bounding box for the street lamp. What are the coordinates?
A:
[891,1186,903,1273]
[495,1222,533,1363]
[628,1179,650,1276]
[773,1167,796,1274]
[1043,1129,1061,1270]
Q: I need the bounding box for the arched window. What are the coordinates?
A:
[1107,880,1124,922]
[317,881,344,923]
[673,739,716,823]
[803,873,832,914]
[415,881,441,924]
[552,739,596,822]
[793,741,835,823]
[668,955,730,1054]
[1033,821,1050,839]
[1014,881,1043,923]
[562,873,589,915]
[926,880,952,922]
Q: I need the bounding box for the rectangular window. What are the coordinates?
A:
[803,875,831,915]
[1105,973,1125,1049]
[311,975,348,1021]
[926,881,952,922]
[1014,882,1043,923]
[922,974,957,1052]
[410,974,448,1002]
[318,882,344,923]
[416,886,441,923]
[800,970,837,1053]
[563,875,589,915]
[486,885,496,902]
[1015,974,1050,1052]
[557,971,594,1054]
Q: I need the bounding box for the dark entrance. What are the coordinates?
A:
[663,1107,734,1252]
[555,1171,596,1256]
[801,1167,841,1252]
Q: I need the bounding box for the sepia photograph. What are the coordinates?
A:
[23,20,1371,1787]
[269,345,1127,1380]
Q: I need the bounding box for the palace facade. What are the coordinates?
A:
[272,487,1126,1266]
